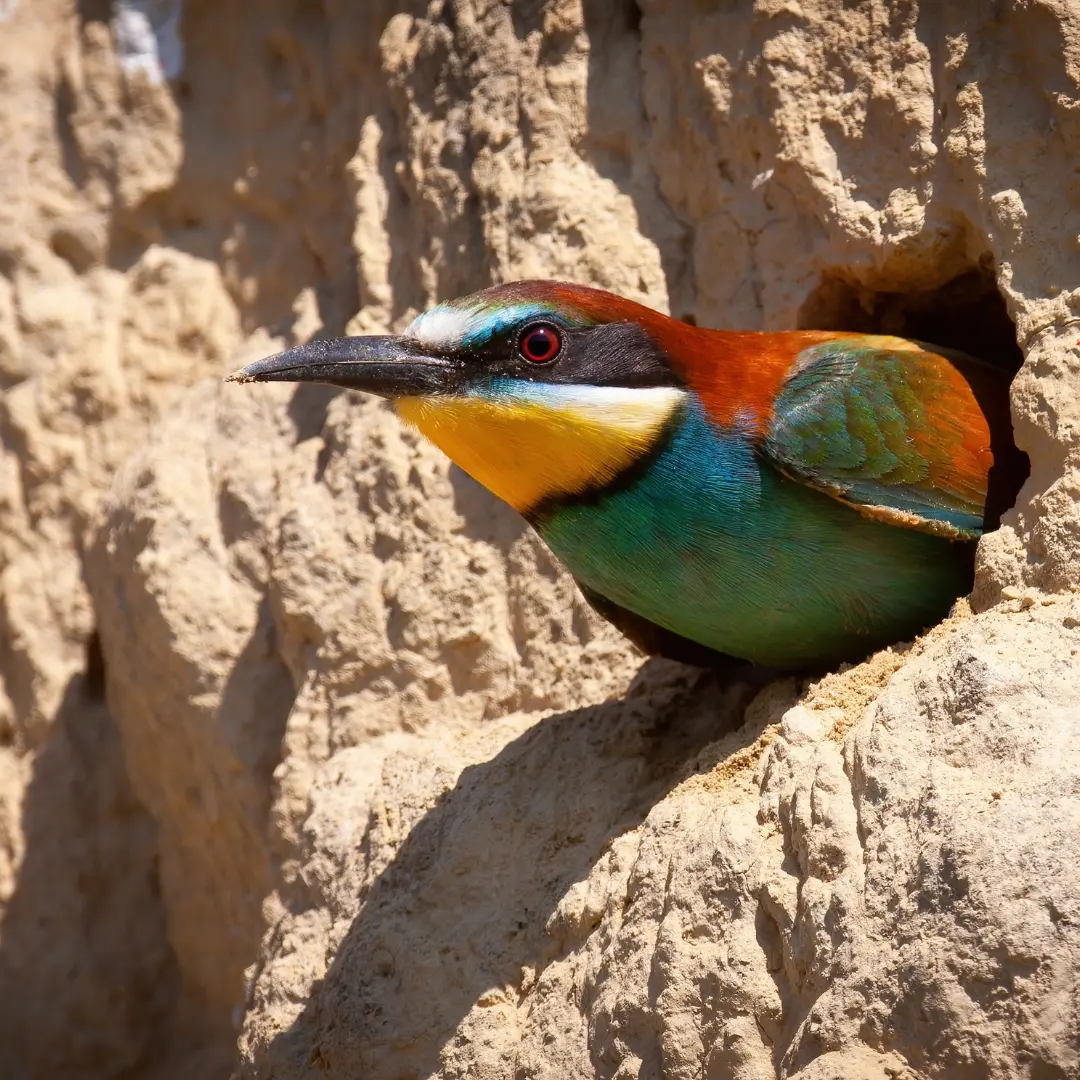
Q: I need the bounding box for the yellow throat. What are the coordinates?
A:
[394,382,685,513]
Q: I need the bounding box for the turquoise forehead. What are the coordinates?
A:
[405,300,596,351]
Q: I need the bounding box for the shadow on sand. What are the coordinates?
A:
[252,657,790,1078]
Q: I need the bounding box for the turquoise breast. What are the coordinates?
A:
[534,399,973,668]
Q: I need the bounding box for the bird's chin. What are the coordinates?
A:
[225,335,454,398]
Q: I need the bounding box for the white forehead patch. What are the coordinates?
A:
[404,305,474,348]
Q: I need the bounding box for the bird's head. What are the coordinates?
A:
[228,281,704,515]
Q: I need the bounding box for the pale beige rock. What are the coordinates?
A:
[0,1,1077,1079]
[87,367,642,1030]
[0,0,393,1070]
[236,603,1080,1080]
[0,2,195,1074]
[230,3,1080,1078]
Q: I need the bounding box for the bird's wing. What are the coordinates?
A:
[759,337,997,540]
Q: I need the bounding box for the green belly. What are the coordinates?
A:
[535,405,974,669]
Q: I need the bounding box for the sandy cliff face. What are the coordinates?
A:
[1,1,1078,1078]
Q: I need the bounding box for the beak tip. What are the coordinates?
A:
[219,336,442,395]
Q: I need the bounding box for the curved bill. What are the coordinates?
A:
[225,336,455,397]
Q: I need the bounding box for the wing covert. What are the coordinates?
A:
[761,338,996,540]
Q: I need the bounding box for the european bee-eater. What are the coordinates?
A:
[227,281,1026,670]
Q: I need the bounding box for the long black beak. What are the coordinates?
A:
[225,336,455,397]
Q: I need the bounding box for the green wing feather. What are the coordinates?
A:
[761,338,996,540]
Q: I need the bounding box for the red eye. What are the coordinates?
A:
[518,323,562,364]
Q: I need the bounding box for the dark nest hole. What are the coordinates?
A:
[797,265,1030,529]
[797,266,1023,374]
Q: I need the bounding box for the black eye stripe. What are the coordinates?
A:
[460,320,679,388]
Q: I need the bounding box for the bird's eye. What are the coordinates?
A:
[517,323,562,364]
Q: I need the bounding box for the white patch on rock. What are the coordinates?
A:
[112,0,185,84]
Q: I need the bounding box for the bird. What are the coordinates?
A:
[226,280,1026,671]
